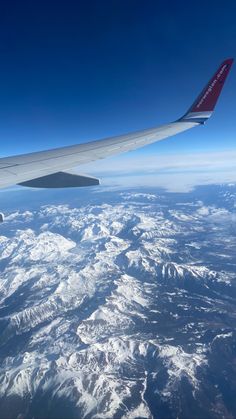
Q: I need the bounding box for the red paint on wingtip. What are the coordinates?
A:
[190,58,234,113]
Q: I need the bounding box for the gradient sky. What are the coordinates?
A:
[0,0,235,189]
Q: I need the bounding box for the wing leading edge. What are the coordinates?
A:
[0,58,233,190]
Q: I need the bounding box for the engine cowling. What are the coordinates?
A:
[0,213,4,222]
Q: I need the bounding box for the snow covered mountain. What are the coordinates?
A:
[0,185,236,418]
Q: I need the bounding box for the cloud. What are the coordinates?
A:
[77,149,236,192]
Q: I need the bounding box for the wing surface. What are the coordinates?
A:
[0,58,233,189]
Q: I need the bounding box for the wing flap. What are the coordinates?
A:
[18,171,99,188]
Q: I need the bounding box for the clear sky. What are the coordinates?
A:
[0,0,235,191]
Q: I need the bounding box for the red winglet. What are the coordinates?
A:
[189,58,234,113]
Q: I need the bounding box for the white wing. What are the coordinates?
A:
[0,58,233,190]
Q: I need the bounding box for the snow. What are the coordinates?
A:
[0,188,235,417]
[158,344,208,390]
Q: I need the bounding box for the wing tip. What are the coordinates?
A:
[180,58,234,124]
[224,57,234,64]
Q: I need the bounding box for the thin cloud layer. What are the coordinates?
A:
[79,149,236,192]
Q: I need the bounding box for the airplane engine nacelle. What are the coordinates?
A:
[0,213,4,223]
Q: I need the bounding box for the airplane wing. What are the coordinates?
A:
[0,58,233,190]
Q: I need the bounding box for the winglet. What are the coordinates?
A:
[181,58,234,123]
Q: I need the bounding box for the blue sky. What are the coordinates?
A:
[0,0,235,191]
